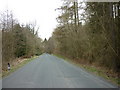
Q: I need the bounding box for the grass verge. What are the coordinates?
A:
[53,54,120,86]
[1,56,38,78]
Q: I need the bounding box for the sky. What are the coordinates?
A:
[0,0,62,40]
[0,0,118,40]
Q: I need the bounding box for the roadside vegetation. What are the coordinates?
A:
[2,56,38,78]
[0,0,119,86]
[0,10,43,72]
[44,1,120,86]
[54,54,120,86]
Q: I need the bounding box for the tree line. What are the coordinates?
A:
[0,10,43,70]
[45,1,120,72]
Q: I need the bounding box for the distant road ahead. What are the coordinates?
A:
[3,53,117,88]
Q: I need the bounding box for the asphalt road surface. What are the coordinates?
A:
[2,53,117,88]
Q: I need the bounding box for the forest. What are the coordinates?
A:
[0,10,43,70]
[0,1,120,80]
[45,1,120,73]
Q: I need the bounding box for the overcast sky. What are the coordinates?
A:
[1,0,117,40]
[0,0,62,40]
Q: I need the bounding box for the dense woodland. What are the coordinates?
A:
[0,10,43,70]
[0,1,120,74]
[46,1,120,72]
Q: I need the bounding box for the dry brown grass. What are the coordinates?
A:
[54,54,120,86]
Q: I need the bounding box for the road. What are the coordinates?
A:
[2,53,117,88]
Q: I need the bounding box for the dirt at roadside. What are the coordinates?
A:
[2,58,28,72]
